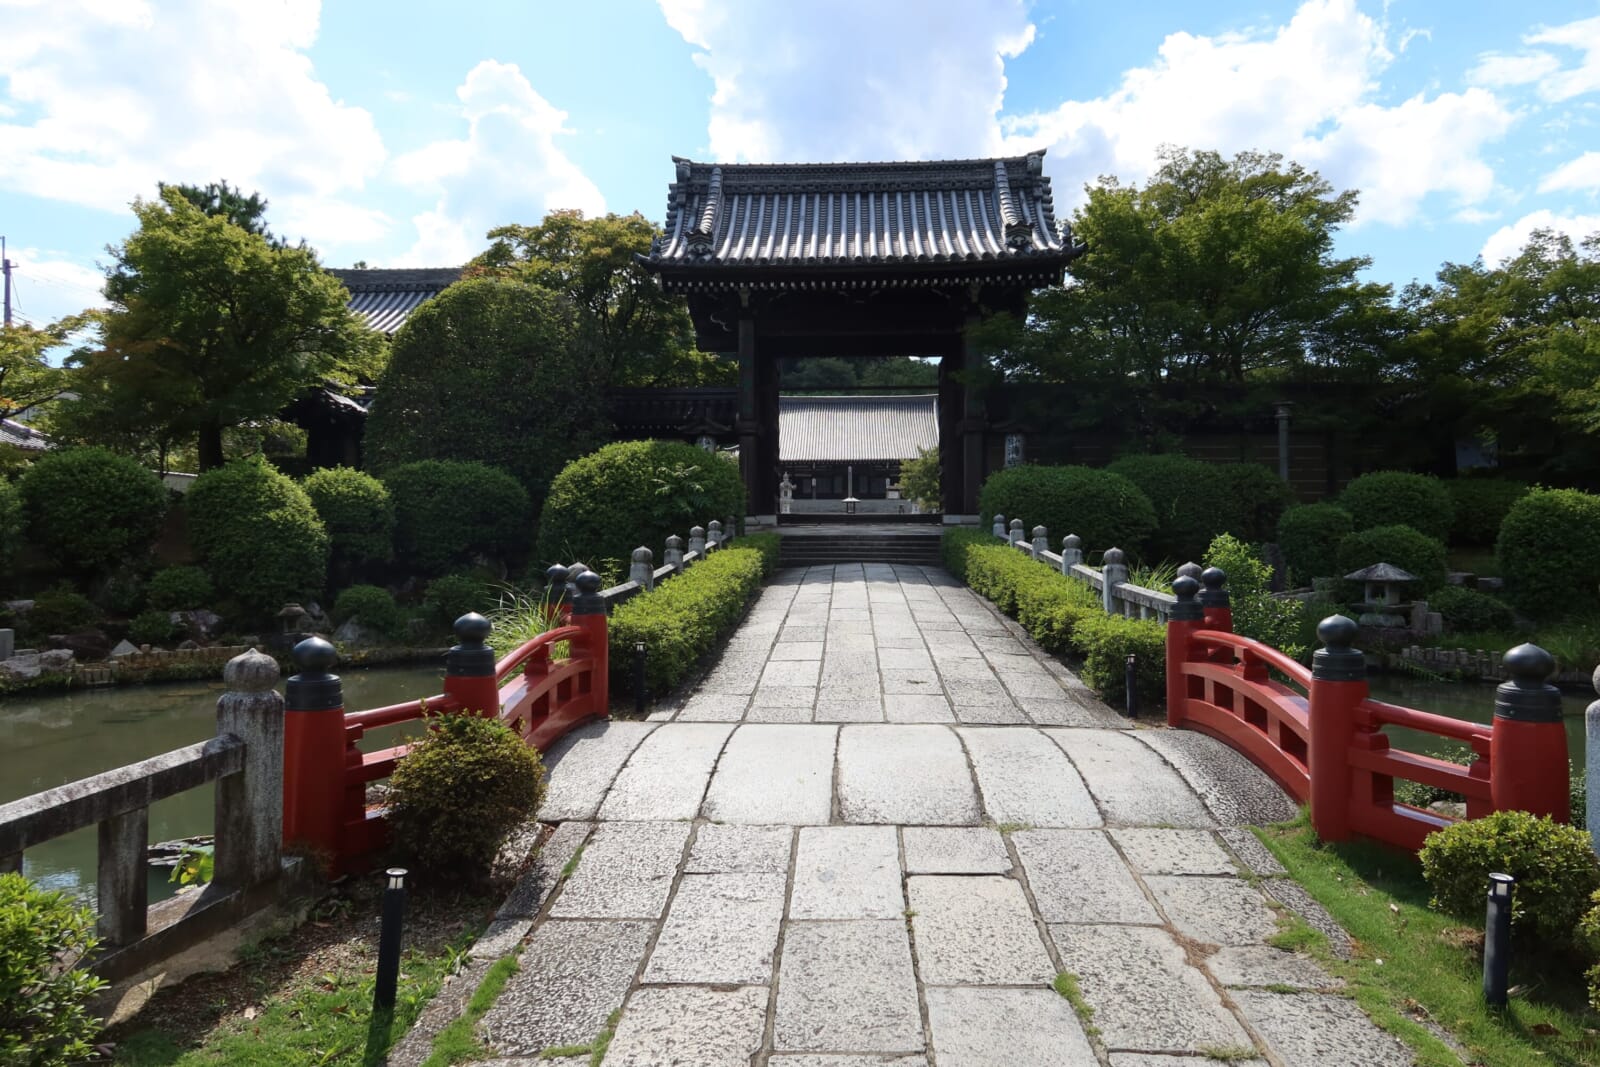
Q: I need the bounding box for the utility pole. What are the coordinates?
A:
[1,236,12,327]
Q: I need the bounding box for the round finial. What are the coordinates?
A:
[666,535,683,549]
[632,546,652,563]
[454,612,492,645]
[223,648,280,692]
[291,635,338,674]
[1201,567,1227,591]
[1591,662,1600,697]
[994,514,1006,525]
[1177,561,1203,580]
[1009,518,1023,531]
[1032,525,1046,538]
[1103,547,1125,566]
[1172,575,1200,600]
[1063,534,1081,549]
[690,525,705,537]
[709,520,723,532]
[546,563,569,585]
[1317,615,1359,652]
[1503,643,1555,687]
[575,571,602,594]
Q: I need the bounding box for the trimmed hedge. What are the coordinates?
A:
[185,457,329,615]
[18,446,168,574]
[146,566,214,611]
[0,479,21,580]
[423,573,490,628]
[384,460,532,576]
[978,465,1157,558]
[1496,487,1600,617]
[1073,612,1165,707]
[1217,462,1297,542]
[303,467,394,571]
[1336,524,1449,591]
[537,440,745,577]
[610,534,780,695]
[1276,503,1353,584]
[1107,454,1236,561]
[1428,585,1515,633]
[1447,477,1527,547]
[332,584,404,638]
[1338,471,1454,540]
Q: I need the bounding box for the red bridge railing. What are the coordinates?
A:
[281,568,610,872]
[1165,570,1570,852]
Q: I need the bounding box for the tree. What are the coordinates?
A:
[62,188,380,470]
[472,210,731,386]
[899,446,940,511]
[160,180,273,238]
[0,313,91,421]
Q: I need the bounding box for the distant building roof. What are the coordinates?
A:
[0,418,52,452]
[330,267,462,334]
[779,394,938,463]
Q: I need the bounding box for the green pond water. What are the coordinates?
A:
[0,664,444,903]
[1367,674,1588,770]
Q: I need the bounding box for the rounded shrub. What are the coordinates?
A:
[1496,487,1600,617]
[1447,477,1527,547]
[302,467,394,571]
[1419,810,1600,946]
[1217,463,1297,542]
[128,608,179,647]
[1277,504,1354,584]
[385,713,545,877]
[0,872,107,1064]
[185,457,329,616]
[536,440,746,574]
[1336,524,1449,591]
[0,478,22,578]
[332,584,403,637]
[1106,454,1237,562]
[423,573,490,628]
[1428,585,1515,634]
[978,465,1158,558]
[25,586,100,638]
[1338,471,1454,540]
[146,565,214,611]
[385,460,532,576]
[18,446,167,573]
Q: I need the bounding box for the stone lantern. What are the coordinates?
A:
[1345,563,1417,629]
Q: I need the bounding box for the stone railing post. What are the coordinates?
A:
[1588,667,1599,855]
[1060,534,1082,574]
[444,613,499,716]
[1490,645,1569,822]
[1177,561,1203,582]
[1199,567,1233,633]
[708,519,724,547]
[665,535,685,574]
[566,562,590,602]
[1308,616,1365,843]
[282,636,345,863]
[213,649,284,890]
[1031,525,1049,558]
[1009,518,1024,546]
[1101,547,1129,614]
[725,515,737,542]
[631,547,655,591]
[992,514,1006,538]
[689,526,707,555]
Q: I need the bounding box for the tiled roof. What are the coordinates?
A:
[329,267,462,335]
[779,394,938,463]
[643,153,1082,287]
[0,418,52,452]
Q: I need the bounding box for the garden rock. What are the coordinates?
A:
[177,639,201,651]
[173,609,224,640]
[110,639,141,658]
[0,654,42,680]
[50,629,112,662]
[39,649,75,671]
[333,618,384,646]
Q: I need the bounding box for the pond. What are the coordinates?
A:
[0,663,444,903]
[1367,673,1587,770]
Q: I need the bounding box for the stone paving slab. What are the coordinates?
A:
[603,985,768,1067]
[775,920,924,1053]
[907,875,1055,984]
[1207,944,1341,989]
[686,823,792,873]
[597,723,733,821]
[925,987,1099,1067]
[816,693,884,721]
[493,820,592,920]
[539,721,657,820]
[676,692,750,721]
[960,728,1102,827]
[837,725,982,824]
[902,827,1011,874]
[702,724,836,824]
[790,825,903,919]
[1131,729,1298,826]
[1146,875,1280,946]
[548,821,689,920]
[1045,728,1214,827]
[1109,1057,1266,1067]
[1012,829,1159,925]
[769,1057,929,1066]
[883,693,956,722]
[1232,989,1415,1066]
[1110,828,1236,876]
[643,872,786,983]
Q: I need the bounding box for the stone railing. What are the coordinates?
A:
[0,650,296,981]
[989,514,1181,622]
[596,514,742,606]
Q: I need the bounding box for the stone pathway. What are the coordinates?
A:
[407,564,1416,1067]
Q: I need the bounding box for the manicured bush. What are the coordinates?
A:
[1429,585,1515,634]
[610,540,773,695]
[332,584,404,638]
[1336,524,1449,591]
[128,608,179,647]
[18,446,167,573]
[0,478,22,579]
[536,440,745,577]
[1203,534,1307,659]
[978,465,1157,558]
[384,460,532,576]
[423,573,491,628]
[1496,487,1600,617]
[1072,612,1166,707]
[941,528,990,583]
[1419,810,1600,946]
[1217,463,1297,542]
[385,713,545,878]
[1107,454,1236,562]
[1447,477,1527,547]
[185,457,329,615]
[1338,471,1454,541]
[146,565,214,611]
[0,872,106,1065]
[303,467,394,572]
[1582,890,1600,1011]
[1276,504,1353,584]
[24,586,100,638]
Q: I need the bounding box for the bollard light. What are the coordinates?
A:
[634,642,647,716]
[374,867,408,1011]
[1483,872,1514,1009]
[1125,654,1138,719]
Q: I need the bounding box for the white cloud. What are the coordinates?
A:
[657,0,1034,162]
[389,60,605,266]
[1539,150,1600,193]
[0,1,385,242]
[1469,15,1600,102]
[1480,209,1600,265]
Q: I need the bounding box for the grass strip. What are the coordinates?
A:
[420,954,520,1067]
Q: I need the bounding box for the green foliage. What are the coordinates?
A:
[0,872,106,1066]
[1217,463,1297,542]
[535,440,746,574]
[940,528,990,583]
[1339,471,1455,541]
[0,315,85,422]
[898,446,941,512]
[1392,741,1472,810]
[1419,811,1600,946]
[610,541,774,695]
[167,844,214,888]
[1446,478,1528,547]
[1073,612,1166,707]
[25,586,101,638]
[1204,534,1308,659]
[128,608,179,647]
[0,478,20,580]
[302,467,394,572]
[386,713,546,878]
[423,574,490,629]
[18,446,168,573]
[365,277,609,501]
[1428,585,1515,634]
[146,566,214,611]
[384,460,532,576]
[1336,524,1449,591]
[1276,503,1353,584]
[978,465,1158,558]
[331,584,404,638]
[483,584,563,659]
[1496,487,1600,617]
[185,456,329,614]
[1107,454,1237,561]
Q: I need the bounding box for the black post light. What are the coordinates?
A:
[1483,872,1514,1009]
[374,867,408,1011]
[1125,654,1138,719]
[634,642,647,716]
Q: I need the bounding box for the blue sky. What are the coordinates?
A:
[4,0,1600,328]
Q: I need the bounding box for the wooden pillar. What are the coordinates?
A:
[959,313,987,515]
[737,313,760,511]
[758,345,780,513]
[938,345,962,515]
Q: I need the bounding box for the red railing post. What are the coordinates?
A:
[1308,615,1365,842]
[282,636,345,863]
[1490,644,1569,821]
[570,570,610,718]
[442,613,499,717]
[1165,575,1203,728]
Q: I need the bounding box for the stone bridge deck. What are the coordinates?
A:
[415,565,1415,1067]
